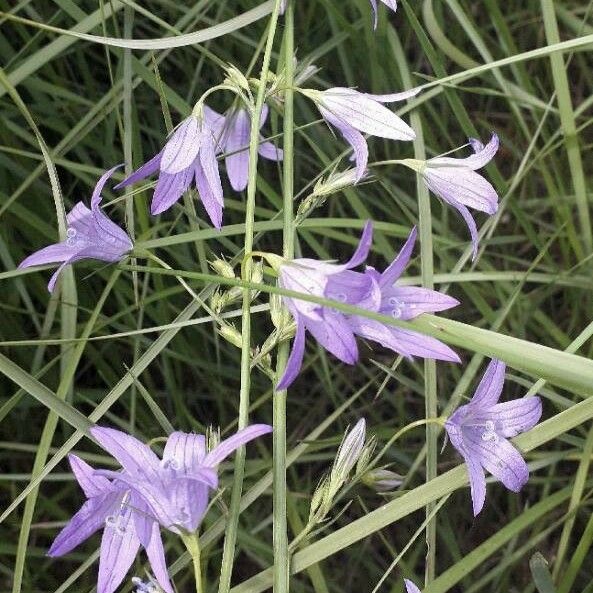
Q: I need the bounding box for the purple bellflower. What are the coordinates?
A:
[89,424,272,534]
[445,358,542,515]
[407,133,499,259]
[404,580,421,593]
[115,107,225,228]
[19,166,132,293]
[277,221,460,389]
[48,454,173,593]
[219,105,283,192]
[301,87,419,181]
[370,0,397,28]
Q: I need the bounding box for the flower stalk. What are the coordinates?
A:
[181,532,204,593]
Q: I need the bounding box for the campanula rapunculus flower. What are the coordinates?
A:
[300,88,418,181]
[370,0,397,28]
[445,358,542,515]
[404,580,421,593]
[276,221,460,389]
[405,133,499,259]
[219,105,283,191]
[90,424,272,533]
[48,454,173,593]
[19,166,132,292]
[115,107,225,228]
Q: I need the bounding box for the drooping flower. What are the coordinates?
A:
[90,424,272,533]
[219,105,283,191]
[444,358,542,515]
[405,133,499,259]
[276,221,460,389]
[370,0,397,28]
[18,166,132,293]
[300,87,419,180]
[404,579,421,593]
[48,454,173,593]
[115,107,226,228]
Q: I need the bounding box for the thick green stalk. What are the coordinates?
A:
[182,533,204,593]
[273,3,295,592]
[216,2,284,592]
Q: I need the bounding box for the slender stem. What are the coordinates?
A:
[182,532,203,593]
[272,3,295,592]
[217,3,284,593]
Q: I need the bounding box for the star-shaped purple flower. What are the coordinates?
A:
[48,454,172,593]
[219,105,283,192]
[18,166,132,292]
[277,221,460,389]
[302,87,418,181]
[90,424,272,533]
[445,358,542,515]
[115,107,226,228]
[418,133,499,259]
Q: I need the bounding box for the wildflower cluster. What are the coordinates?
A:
[10,1,548,592]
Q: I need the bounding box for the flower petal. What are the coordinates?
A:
[18,242,77,269]
[378,226,417,288]
[68,454,111,498]
[276,319,306,390]
[320,88,415,140]
[195,159,223,230]
[145,521,174,593]
[404,579,421,593]
[478,397,542,439]
[345,220,373,268]
[471,358,505,408]
[325,270,378,306]
[161,117,201,174]
[114,151,163,189]
[447,199,480,260]
[204,424,273,467]
[384,286,459,320]
[305,309,359,365]
[224,108,251,191]
[97,506,141,593]
[151,167,194,215]
[319,107,368,181]
[258,139,283,161]
[430,133,498,171]
[163,432,207,471]
[465,449,487,515]
[91,165,123,210]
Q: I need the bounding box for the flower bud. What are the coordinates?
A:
[362,468,404,492]
[210,258,236,279]
[330,418,366,486]
[217,323,243,349]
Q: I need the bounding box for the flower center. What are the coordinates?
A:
[66,227,77,246]
[388,296,403,318]
[480,420,497,442]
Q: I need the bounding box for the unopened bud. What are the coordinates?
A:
[355,435,377,476]
[309,477,328,521]
[330,419,366,486]
[210,258,236,279]
[218,323,243,348]
[223,64,250,92]
[251,260,264,284]
[362,468,404,492]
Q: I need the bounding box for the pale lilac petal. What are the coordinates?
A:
[447,199,480,260]
[465,450,487,516]
[345,220,373,268]
[384,286,459,320]
[465,432,529,492]
[91,165,123,210]
[161,117,201,174]
[380,0,398,11]
[18,243,77,269]
[114,151,163,189]
[130,492,153,548]
[91,205,134,253]
[163,432,207,470]
[378,227,417,287]
[423,167,498,215]
[367,88,420,104]
[204,424,273,467]
[325,270,377,305]
[319,88,416,141]
[305,309,358,365]
[145,522,174,593]
[276,319,306,390]
[167,479,209,532]
[320,107,368,181]
[224,108,250,191]
[430,133,498,171]
[471,358,505,408]
[203,105,226,151]
[97,506,140,593]
[258,140,283,161]
[476,397,542,439]
[48,492,120,557]
[151,167,194,215]
[404,580,421,593]
[195,159,223,230]
[68,454,111,498]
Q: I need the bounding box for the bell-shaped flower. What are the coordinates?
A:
[301,87,418,180]
[90,424,272,534]
[115,107,226,228]
[445,358,542,515]
[277,221,460,389]
[48,454,173,593]
[219,105,283,191]
[408,133,499,259]
[18,166,132,292]
[370,0,397,28]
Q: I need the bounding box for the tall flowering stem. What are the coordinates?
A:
[216,2,285,593]
[181,533,204,593]
[273,3,295,592]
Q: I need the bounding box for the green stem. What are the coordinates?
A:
[217,3,284,592]
[182,532,204,593]
[273,3,295,592]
